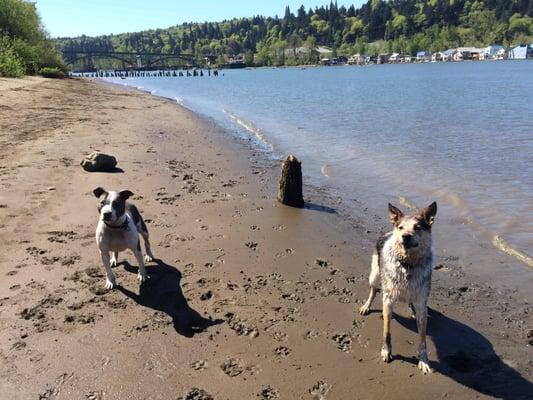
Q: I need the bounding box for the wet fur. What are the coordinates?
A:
[93,187,155,289]
[359,202,437,374]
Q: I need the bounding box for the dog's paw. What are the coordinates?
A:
[144,254,153,263]
[104,278,116,290]
[381,347,392,363]
[137,273,150,283]
[110,259,117,268]
[359,304,370,315]
[418,360,433,374]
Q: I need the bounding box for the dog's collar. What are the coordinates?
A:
[104,217,129,230]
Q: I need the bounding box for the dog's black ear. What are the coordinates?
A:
[388,203,404,225]
[119,190,134,200]
[93,187,107,198]
[419,201,437,225]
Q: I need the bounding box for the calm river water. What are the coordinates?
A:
[106,61,533,287]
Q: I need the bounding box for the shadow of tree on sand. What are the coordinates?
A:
[117,259,223,338]
[395,308,532,400]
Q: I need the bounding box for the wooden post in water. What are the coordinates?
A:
[277,154,304,208]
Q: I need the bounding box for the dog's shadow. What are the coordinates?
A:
[117,259,223,338]
[394,308,532,399]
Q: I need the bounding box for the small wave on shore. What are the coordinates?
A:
[405,191,533,269]
[222,109,273,151]
[435,191,532,265]
[492,235,533,269]
[320,164,332,177]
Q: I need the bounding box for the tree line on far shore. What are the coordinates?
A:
[55,0,533,69]
[0,0,65,77]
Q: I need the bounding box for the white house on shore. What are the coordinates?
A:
[431,52,442,62]
[348,54,366,65]
[454,47,484,60]
[481,45,504,60]
[440,49,457,61]
[508,44,533,59]
[416,51,432,62]
[389,52,401,63]
[377,53,391,64]
[495,47,507,59]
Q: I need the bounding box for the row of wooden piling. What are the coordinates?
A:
[70,69,221,78]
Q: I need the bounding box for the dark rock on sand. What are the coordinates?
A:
[80,152,118,172]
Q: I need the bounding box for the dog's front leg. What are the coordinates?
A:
[133,241,149,283]
[381,296,393,362]
[414,302,432,374]
[100,250,116,289]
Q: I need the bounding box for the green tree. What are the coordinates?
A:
[244,50,254,66]
[0,0,65,76]
[508,13,533,39]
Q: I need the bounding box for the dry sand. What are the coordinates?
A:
[0,77,531,399]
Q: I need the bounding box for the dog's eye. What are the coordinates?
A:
[398,226,403,230]
[414,225,421,231]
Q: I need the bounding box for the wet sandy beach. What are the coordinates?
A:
[0,77,531,399]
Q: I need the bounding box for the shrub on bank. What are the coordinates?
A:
[0,0,66,77]
[0,36,25,77]
[39,67,65,78]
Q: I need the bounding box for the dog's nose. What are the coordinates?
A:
[402,234,412,242]
[103,211,112,220]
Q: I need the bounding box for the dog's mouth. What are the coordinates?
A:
[402,240,419,249]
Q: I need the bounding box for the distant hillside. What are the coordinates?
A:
[55,0,533,68]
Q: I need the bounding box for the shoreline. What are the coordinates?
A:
[0,77,531,399]
[69,58,533,78]
[105,72,533,293]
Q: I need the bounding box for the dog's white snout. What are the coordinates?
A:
[101,204,114,221]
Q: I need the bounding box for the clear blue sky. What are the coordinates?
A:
[35,0,364,38]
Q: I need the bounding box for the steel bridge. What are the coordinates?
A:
[62,50,196,71]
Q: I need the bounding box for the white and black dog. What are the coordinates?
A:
[93,187,155,289]
[359,202,437,374]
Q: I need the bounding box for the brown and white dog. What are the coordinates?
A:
[93,187,154,289]
[359,202,437,374]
